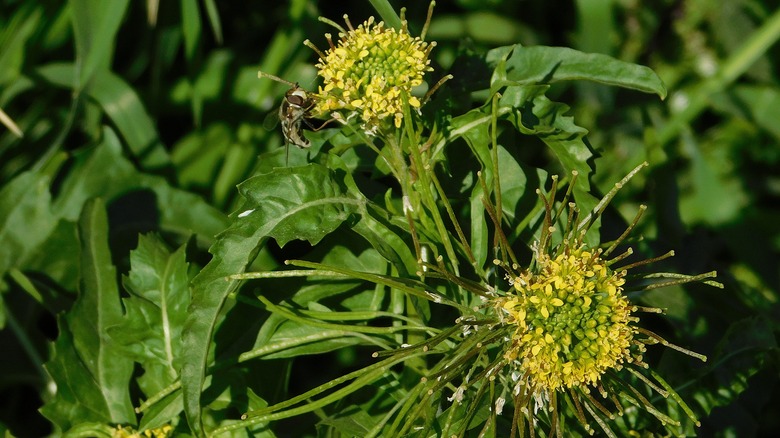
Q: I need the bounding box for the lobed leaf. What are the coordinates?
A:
[237,164,361,247]
[40,199,135,431]
[496,84,600,245]
[108,234,191,397]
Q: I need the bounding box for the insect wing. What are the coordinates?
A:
[262,108,280,130]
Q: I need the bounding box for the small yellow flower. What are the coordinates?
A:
[306,14,435,130]
[113,424,173,438]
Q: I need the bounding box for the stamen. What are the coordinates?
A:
[618,249,674,271]
[603,205,647,257]
[421,74,453,105]
[421,1,436,41]
[317,16,346,34]
[577,162,648,233]
[324,33,335,50]
[342,14,354,31]
[303,39,326,60]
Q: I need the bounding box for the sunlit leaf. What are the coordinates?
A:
[237,164,361,247]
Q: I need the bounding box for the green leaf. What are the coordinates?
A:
[443,108,494,268]
[52,126,227,246]
[350,207,417,277]
[0,2,41,85]
[694,317,777,417]
[23,219,81,293]
[237,164,362,247]
[253,322,366,360]
[497,85,600,244]
[180,0,202,66]
[180,0,204,124]
[138,392,184,433]
[181,164,361,436]
[171,121,233,190]
[0,170,57,279]
[1,126,215,304]
[291,245,386,305]
[678,135,748,226]
[367,0,403,30]
[37,63,170,169]
[69,0,130,89]
[201,0,223,44]
[41,198,135,431]
[318,408,374,437]
[490,44,667,99]
[496,145,532,222]
[710,84,780,143]
[40,320,116,433]
[496,145,549,244]
[248,246,388,361]
[325,153,417,276]
[108,234,191,397]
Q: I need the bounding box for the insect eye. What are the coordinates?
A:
[287,94,306,106]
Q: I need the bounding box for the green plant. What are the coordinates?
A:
[2,0,779,437]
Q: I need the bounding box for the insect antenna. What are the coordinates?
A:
[257,71,298,87]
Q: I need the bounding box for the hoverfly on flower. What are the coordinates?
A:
[257,71,335,163]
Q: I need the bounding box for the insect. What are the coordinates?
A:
[258,71,327,164]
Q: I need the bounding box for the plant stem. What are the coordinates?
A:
[367,0,403,30]
[656,8,780,147]
[403,106,461,277]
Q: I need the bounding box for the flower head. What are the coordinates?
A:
[500,242,634,393]
[306,13,435,130]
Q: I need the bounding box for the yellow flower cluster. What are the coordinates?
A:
[500,245,634,391]
[113,424,173,438]
[311,16,434,129]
